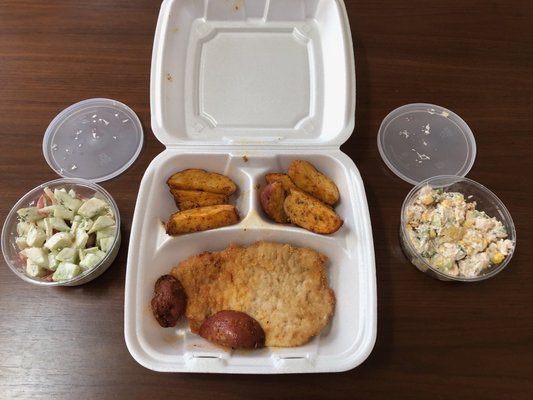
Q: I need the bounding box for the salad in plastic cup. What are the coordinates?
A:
[400,175,516,282]
[2,178,121,286]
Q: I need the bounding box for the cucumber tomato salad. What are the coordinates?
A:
[405,185,514,278]
[14,187,117,282]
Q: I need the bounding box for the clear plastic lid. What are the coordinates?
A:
[377,103,476,185]
[43,98,143,182]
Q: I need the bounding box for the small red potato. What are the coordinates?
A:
[260,181,289,223]
[198,310,266,349]
[264,173,297,192]
[151,275,187,328]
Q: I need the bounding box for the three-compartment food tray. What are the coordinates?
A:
[124,0,376,373]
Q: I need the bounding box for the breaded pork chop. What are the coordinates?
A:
[171,241,335,347]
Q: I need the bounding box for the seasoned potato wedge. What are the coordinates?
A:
[167,169,237,196]
[287,160,340,205]
[284,189,343,234]
[199,310,265,349]
[265,173,297,192]
[169,189,228,211]
[260,181,289,223]
[166,204,239,235]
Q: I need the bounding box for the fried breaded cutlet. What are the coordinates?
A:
[171,241,335,347]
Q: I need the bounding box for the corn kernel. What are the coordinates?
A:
[491,252,505,264]
[463,218,474,228]
[421,194,433,205]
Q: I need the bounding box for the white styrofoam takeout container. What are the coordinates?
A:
[124,0,376,374]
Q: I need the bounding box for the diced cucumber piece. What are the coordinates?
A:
[88,215,115,233]
[52,262,81,281]
[45,217,70,232]
[48,251,60,271]
[26,259,47,278]
[79,250,106,271]
[54,189,82,212]
[77,197,108,218]
[21,247,49,268]
[15,236,28,250]
[39,205,57,214]
[80,247,100,258]
[26,225,47,247]
[16,221,31,236]
[37,219,47,230]
[56,247,78,264]
[99,236,115,253]
[43,218,53,238]
[17,207,44,222]
[44,232,73,251]
[70,215,81,233]
[43,187,55,202]
[96,226,116,246]
[73,228,89,249]
[53,205,75,221]
[77,217,94,233]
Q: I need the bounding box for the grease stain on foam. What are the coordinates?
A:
[163,333,184,345]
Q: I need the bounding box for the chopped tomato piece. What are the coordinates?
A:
[37,194,52,217]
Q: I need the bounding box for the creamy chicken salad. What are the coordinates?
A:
[404,185,514,278]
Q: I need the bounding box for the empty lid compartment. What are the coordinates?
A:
[151,0,355,147]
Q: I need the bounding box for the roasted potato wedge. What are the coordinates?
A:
[166,204,239,235]
[265,173,297,192]
[169,188,228,211]
[199,310,265,349]
[284,189,343,234]
[167,169,237,196]
[287,160,340,205]
[260,181,289,223]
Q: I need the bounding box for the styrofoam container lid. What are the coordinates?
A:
[377,103,476,185]
[150,0,355,147]
[43,98,143,182]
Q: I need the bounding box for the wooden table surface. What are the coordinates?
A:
[1,1,532,399]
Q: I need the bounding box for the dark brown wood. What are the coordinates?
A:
[1,1,532,399]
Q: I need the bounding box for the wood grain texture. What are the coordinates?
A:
[1,1,532,399]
